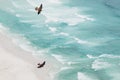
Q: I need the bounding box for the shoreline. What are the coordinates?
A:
[0,24,60,80]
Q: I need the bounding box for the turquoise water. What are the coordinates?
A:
[0,0,120,80]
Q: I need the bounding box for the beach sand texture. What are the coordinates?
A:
[0,24,57,80]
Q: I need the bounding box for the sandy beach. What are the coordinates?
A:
[0,24,58,80]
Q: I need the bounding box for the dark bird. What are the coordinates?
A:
[37,61,46,68]
[35,4,42,15]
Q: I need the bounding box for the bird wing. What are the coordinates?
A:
[39,4,42,10]
[37,4,42,14]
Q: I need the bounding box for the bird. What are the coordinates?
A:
[35,4,43,15]
[37,61,46,68]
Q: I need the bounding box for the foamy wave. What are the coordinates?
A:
[20,20,39,23]
[75,13,95,21]
[44,7,93,25]
[42,0,94,26]
[92,59,111,71]
[9,34,36,53]
[12,0,94,27]
[57,33,97,46]
[0,23,46,56]
[0,24,32,52]
[0,23,9,33]
[59,32,69,36]
[74,37,88,44]
[16,14,21,17]
[87,54,120,71]
[73,37,98,46]
[99,54,120,58]
[67,61,81,65]
[87,54,120,59]
[78,72,96,80]
[10,34,49,56]
[49,27,57,33]
[51,54,67,64]
[51,54,80,65]
[87,54,97,59]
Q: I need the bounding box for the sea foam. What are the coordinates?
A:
[78,72,96,80]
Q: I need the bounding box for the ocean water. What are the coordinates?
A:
[0,0,120,80]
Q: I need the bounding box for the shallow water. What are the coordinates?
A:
[0,0,120,80]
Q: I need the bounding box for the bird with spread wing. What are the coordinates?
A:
[35,4,42,15]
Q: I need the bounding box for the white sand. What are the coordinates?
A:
[0,48,38,80]
[0,24,60,80]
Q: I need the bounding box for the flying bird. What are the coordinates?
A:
[37,61,46,68]
[35,4,43,15]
